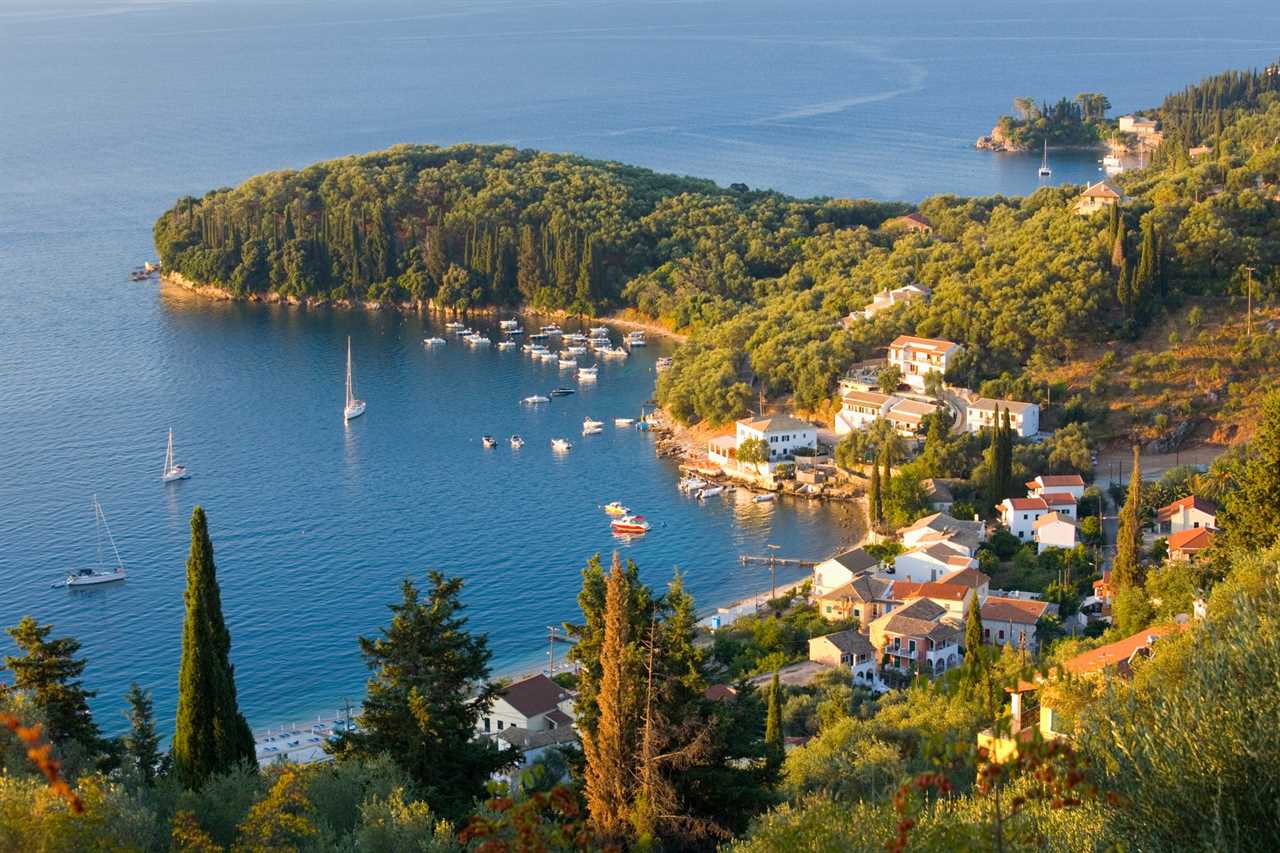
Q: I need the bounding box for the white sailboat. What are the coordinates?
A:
[161,428,190,482]
[62,497,126,587]
[1038,140,1052,177]
[343,337,366,420]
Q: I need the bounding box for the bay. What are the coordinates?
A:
[0,0,1276,732]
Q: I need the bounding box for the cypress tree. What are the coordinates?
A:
[172,506,255,790]
[123,682,161,787]
[1135,219,1157,308]
[964,598,984,664]
[764,671,783,774]
[1112,446,1145,589]
[985,407,1005,510]
[999,407,1014,500]
[881,443,893,496]
[869,458,882,526]
[2,617,100,753]
[517,223,545,301]
[582,556,641,840]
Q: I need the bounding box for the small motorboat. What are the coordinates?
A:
[522,395,550,404]
[679,477,707,492]
[559,357,578,369]
[603,501,629,516]
[524,343,548,355]
[601,347,628,360]
[564,333,588,344]
[551,438,572,452]
[611,514,651,534]
[542,325,563,336]
[510,435,525,448]
[550,387,576,397]
[583,417,604,430]
[753,493,776,503]
[445,321,465,331]
[567,346,587,355]
[506,327,524,336]
[578,366,598,381]
[497,340,517,350]
[539,351,559,362]
[465,334,491,347]
[481,435,497,449]
[627,331,647,347]
[500,319,520,330]
[529,332,549,342]
[454,327,474,336]
[583,424,603,435]
[698,485,725,499]
[614,417,635,427]
[423,337,446,346]
[589,325,609,336]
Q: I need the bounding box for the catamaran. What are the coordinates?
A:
[343,337,366,420]
[62,497,127,587]
[1038,140,1052,177]
[162,428,190,482]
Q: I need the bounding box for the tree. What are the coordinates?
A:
[517,223,545,301]
[172,507,256,790]
[329,572,508,821]
[737,436,769,474]
[122,683,161,787]
[876,365,903,395]
[1,617,100,754]
[964,599,984,665]
[923,369,945,401]
[582,557,641,840]
[764,672,783,774]
[1112,446,1145,589]
[1218,390,1280,553]
[880,444,893,499]
[869,459,883,527]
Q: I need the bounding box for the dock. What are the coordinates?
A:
[738,554,816,568]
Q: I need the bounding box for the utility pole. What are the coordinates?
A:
[766,543,780,602]
[547,625,557,675]
[1245,266,1257,338]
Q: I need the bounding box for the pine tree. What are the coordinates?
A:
[328,571,508,820]
[172,506,256,790]
[1112,446,1145,589]
[1,617,100,752]
[869,459,882,526]
[582,556,641,840]
[122,682,161,787]
[763,672,783,774]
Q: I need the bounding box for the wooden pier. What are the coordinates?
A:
[738,554,816,568]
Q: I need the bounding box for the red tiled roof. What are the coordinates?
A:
[704,684,738,703]
[1167,527,1214,551]
[1042,492,1077,506]
[888,335,959,353]
[893,581,970,602]
[1004,497,1048,511]
[1037,474,1085,487]
[1063,626,1179,676]
[981,596,1049,625]
[939,567,991,589]
[1156,495,1218,522]
[1033,511,1075,530]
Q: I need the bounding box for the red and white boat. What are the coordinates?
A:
[610,514,651,535]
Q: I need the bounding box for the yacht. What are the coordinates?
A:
[1102,153,1125,175]
[551,438,573,452]
[542,324,563,336]
[481,435,497,449]
[610,514,651,535]
[1038,140,1052,178]
[499,319,520,330]
[558,356,578,369]
[161,428,190,482]
[423,337,447,346]
[549,387,576,397]
[578,366,599,381]
[62,497,127,587]
[522,394,550,404]
[627,331,647,347]
[497,340,517,350]
[510,435,525,448]
[614,417,635,427]
[343,337,366,420]
[603,501,629,516]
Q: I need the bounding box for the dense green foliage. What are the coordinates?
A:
[172,507,256,790]
[327,572,509,822]
[992,94,1111,149]
[1,617,101,757]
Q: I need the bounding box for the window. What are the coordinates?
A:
[908,640,916,654]
[892,637,901,650]
[998,630,1005,642]
[484,717,491,732]
[853,608,861,620]
[984,628,990,640]
[497,720,504,730]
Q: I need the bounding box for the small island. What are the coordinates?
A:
[976,94,1114,152]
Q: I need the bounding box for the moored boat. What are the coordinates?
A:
[611,514,651,534]
[161,428,190,482]
[62,497,127,588]
[578,366,598,381]
[550,387,576,397]
[583,417,604,429]
[500,319,520,330]
[753,493,776,503]
[522,394,550,404]
[559,357,578,369]
[551,438,572,452]
[679,477,707,492]
[603,501,629,516]
[481,435,497,448]
[601,347,628,360]
[698,485,724,499]
[343,337,366,420]
[510,434,525,448]
[542,324,562,336]
[497,340,517,350]
[445,321,466,331]
[423,337,447,346]
[583,423,603,435]
[614,417,634,427]
[627,331,647,346]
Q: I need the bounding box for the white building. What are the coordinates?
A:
[1000,497,1050,541]
[708,413,818,470]
[885,398,939,437]
[834,391,896,436]
[846,284,930,324]
[893,543,978,583]
[1155,496,1217,534]
[886,335,961,391]
[966,397,1040,438]
[812,547,882,596]
[1033,512,1077,553]
[1025,474,1086,500]
[1117,115,1159,136]
[481,674,576,736]
[1041,492,1078,519]
[899,512,987,555]
[808,629,877,686]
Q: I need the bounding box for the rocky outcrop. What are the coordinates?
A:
[975,124,1025,152]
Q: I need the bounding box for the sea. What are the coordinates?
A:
[1,0,1276,734]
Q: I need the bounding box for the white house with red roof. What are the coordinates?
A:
[1000,496,1050,541]
[1156,495,1217,534]
[966,397,1040,438]
[1025,474,1086,500]
[893,543,978,583]
[1167,527,1214,562]
[1033,512,1076,553]
[886,335,961,391]
[892,580,975,621]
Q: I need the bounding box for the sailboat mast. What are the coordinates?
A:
[165,428,174,474]
[96,497,125,571]
[345,337,354,406]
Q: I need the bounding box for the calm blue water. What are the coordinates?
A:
[1,0,1276,733]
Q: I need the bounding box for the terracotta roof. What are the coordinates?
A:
[1036,474,1085,487]
[704,684,738,703]
[888,335,960,354]
[968,397,1038,415]
[739,414,814,433]
[981,596,1049,625]
[1003,497,1049,512]
[893,581,970,602]
[894,213,933,228]
[1042,492,1078,506]
[1168,527,1214,551]
[842,391,893,408]
[939,567,991,589]
[1063,626,1178,677]
[499,674,572,718]
[1155,495,1218,522]
[1081,180,1122,199]
[1033,511,1075,530]
[812,629,876,658]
